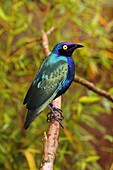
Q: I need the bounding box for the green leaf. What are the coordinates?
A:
[85,155,100,163]
[0,6,9,21]
[104,135,113,143]
[79,96,101,104]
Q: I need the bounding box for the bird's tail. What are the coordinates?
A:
[24,109,39,129]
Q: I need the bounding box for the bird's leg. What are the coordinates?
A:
[47,104,64,128]
[49,103,64,118]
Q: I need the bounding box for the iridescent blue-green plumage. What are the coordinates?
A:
[23,42,83,129]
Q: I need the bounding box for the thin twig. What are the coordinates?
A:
[10,38,41,57]
[39,30,61,170]
[10,27,55,57]
[46,27,55,35]
[74,75,113,102]
[41,30,51,56]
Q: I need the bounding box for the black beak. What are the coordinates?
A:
[76,44,84,48]
[70,44,84,51]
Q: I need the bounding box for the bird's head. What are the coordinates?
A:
[52,42,83,57]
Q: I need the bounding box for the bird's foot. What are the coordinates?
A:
[47,112,64,128]
[47,104,64,128]
[49,103,64,118]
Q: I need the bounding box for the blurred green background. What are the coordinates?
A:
[0,0,113,170]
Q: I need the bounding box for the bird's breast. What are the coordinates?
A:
[55,57,75,98]
[64,57,75,87]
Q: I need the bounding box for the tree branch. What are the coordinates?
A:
[39,29,61,170]
[74,75,113,102]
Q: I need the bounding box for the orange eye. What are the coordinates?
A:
[63,45,68,50]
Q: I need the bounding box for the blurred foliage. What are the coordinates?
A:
[0,0,113,170]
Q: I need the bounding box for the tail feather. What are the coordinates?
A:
[24,110,38,129]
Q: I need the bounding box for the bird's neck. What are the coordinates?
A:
[67,56,75,76]
[67,56,74,66]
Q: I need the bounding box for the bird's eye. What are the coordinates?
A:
[63,45,68,50]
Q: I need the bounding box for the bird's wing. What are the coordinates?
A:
[23,58,68,111]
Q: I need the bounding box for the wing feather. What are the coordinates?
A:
[23,58,68,111]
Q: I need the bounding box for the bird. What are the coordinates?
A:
[23,42,83,129]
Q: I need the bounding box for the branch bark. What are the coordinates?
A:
[39,30,61,170]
